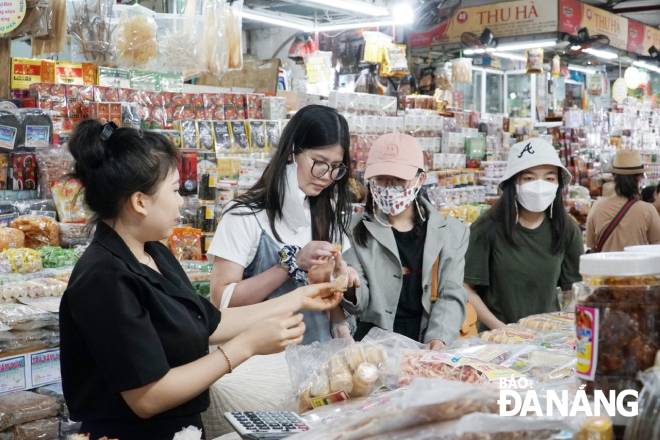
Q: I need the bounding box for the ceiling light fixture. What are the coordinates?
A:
[491,52,526,62]
[582,47,618,60]
[495,39,557,52]
[303,0,389,17]
[315,19,398,32]
[633,60,660,74]
[391,2,415,25]
[240,9,315,31]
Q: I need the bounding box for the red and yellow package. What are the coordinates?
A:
[168,227,203,261]
[51,178,90,223]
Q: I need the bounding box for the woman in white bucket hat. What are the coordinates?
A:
[463,138,583,329]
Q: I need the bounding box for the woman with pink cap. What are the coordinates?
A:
[341,133,469,348]
[464,138,583,330]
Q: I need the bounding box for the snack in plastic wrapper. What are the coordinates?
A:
[59,223,92,247]
[10,417,59,440]
[39,246,79,268]
[287,329,421,412]
[0,392,58,431]
[0,304,57,331]
[50,178,89,223]
[1,249,43,274]
[0,329,58,355]
[0,228,25,250]
[9,216,59,248]
[18,295,63,313]
[114,6,158,68]
[518,312,574,332]
[168,227,203,261]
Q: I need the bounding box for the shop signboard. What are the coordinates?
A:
[628,23,660,57]
[409,0,559,48]
[0,0,26,35]
[559,0,628,51]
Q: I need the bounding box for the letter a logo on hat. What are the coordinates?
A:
[517,143,535,158]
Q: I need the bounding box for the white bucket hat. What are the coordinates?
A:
[500,137,572,187]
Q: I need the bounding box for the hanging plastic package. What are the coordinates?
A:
[69,0,115,64]
[157,12,206,78]
[202,0,227,77]
[114,4,159,68]
[225,0,243,70]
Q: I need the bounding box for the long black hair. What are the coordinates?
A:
[69,120,178,222]
[487,171,568,254]
[226,105,351,243]
[353,172,427,247]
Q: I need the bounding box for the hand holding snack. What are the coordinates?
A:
[238,313,306,356]
[297,241,335,271]
[296,281,346,312]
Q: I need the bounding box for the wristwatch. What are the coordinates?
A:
[279,245,308,283]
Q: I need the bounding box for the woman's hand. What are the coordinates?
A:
[237,313,306,356]
[285,282,344,312]
[428,340,446,351]
[297,241,335,271]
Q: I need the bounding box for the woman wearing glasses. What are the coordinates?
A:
[208,105,354,343]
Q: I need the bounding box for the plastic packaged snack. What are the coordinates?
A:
[18,296,63,313]
[0,228,25,251]
[0,304,56,331]
[0,392,58,431]
[287,329,420,413]
[9,216,59,249]
[39,246,79,269]
[58,223,92,247]
[156,14,206,78]
[1,249,43,274]
[10,417,59,440]
[0,328,59,356]
[114,5,158,68]
[168,227,203,261]
[69,0,115,64]
[50,179,89,223]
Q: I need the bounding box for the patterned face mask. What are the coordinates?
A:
[370,177,421,216]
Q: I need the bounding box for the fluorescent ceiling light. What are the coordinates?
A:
[633,60,660,74]
[463,48,495,55]
[492,52,526,62]
[495,40,557,52]
[316,19,396,32]
[583,48,618,60]
[568,64,598,74]
[241,9,315,31]
[392,2,415,25]
[303,0,389,17]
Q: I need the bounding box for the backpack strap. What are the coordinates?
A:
[593,198,637,253]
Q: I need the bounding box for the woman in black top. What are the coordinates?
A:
[59,120,343,439]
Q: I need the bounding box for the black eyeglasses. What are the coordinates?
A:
[307,156,348,181]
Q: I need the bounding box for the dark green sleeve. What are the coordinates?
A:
[464,217,491,287]
[558,220,584,291]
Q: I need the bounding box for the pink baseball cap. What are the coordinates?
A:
[365,133,425,180]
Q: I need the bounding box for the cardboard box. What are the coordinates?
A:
[0,349,61,395]
[10,59,55,90]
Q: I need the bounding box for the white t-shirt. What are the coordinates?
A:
[208,203,351,268]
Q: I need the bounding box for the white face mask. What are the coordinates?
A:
[516,180,558,213]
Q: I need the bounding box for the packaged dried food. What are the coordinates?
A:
[168,227,203,261]
[248,121,267,152]
[9,216,59,249]
[0,228,24,251]
[50,178,89,223]
[39,246,78,269]
[114,5,158,68]
[10,417,58,440]
[214,121,233,154]
[0,392,58,430]
[18,296,63,313]
[287,329,420,413]
[576,253,660,395]
[0,328,59,355]
[452,58,472,84]
[1,249,43,274]
[198,121,215,151]
[230,121,249,152]
[0,304,56,331]
[58,223,92,247]
[68,0,115,64]
[518,312,575,332]
[33,148,72,200]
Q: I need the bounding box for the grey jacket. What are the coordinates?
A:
[342,199,469,344]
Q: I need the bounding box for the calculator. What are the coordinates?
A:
[224,411,310,439]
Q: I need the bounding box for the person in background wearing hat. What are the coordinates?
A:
[340,133,470,347]
[585,150,660,252]
[464,138,583,329]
